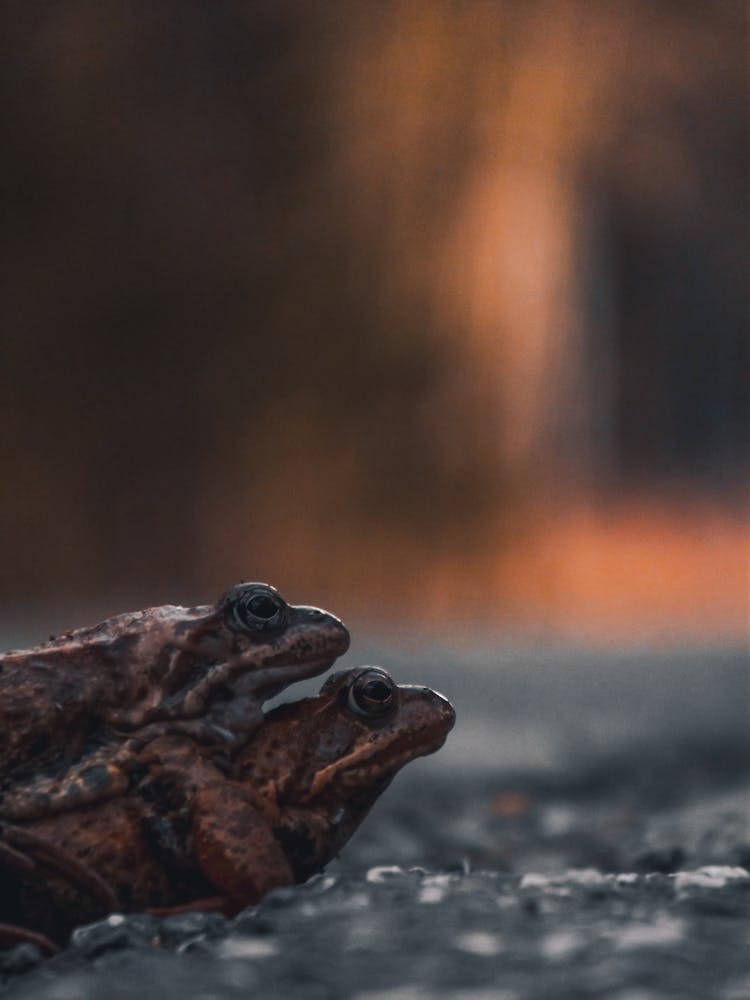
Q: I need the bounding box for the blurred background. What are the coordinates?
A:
[1,14,748,992]
[1,0,747,645]
[1,12,749,963]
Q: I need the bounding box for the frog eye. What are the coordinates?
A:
[347,668,397,718]
[224,584,288,635]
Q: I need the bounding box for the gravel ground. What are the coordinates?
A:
[1,638,747,999]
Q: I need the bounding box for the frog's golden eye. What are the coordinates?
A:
[224,584,288,635]
[347,668,397,718]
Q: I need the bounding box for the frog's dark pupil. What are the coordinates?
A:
[363,679,391,703]
[347,670,396,718]
[247,594,279,619]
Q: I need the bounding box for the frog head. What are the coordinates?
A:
[129,582,351,737]
[235,666,455,881]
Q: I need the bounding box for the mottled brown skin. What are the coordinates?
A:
[0,668,455,946]
[0,583,349,822]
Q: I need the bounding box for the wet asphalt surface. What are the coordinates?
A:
[1,637,747,999]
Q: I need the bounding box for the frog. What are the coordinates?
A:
[0,583,350,822]
[0,666,455,948]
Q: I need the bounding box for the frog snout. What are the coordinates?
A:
[329,617,351,654]
[402,685,456,735]
[432,690,457,732]
[294,606,351,654]
[420,687,456,735]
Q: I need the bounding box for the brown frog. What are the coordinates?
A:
[0,667,455,948]
[0,583,350,821]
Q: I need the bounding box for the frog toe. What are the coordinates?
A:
[0,824,117,912]
[0,921,58,957]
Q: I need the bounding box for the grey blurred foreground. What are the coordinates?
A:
[3,640,748,999]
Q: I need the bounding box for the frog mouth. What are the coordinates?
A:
[225,654,342,700]
[229,616,351,696]
[304,728,450,801]
[301,687,456,803]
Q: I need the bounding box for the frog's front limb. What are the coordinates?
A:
[0,716,239,822]
[189,783,293,910]
[0,758,130,822]
[107,644,328,736]
[139,763,292,913]
[105,647,266,730]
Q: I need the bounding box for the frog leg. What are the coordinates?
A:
[0,759,129,822]
[0,840,59,956]
[119,716,254,751]
[0,922,58,957]
[161,646,273,721]
[0,714,230,822]
[0,723,226,824]
[137,742,289,906]
[109,646,291,737]
[0,823,117,912]
[189,783,293,909]
[0,825,115,955]
[0,837,36,876]
[147,897,229,918]
[105,646,244,730]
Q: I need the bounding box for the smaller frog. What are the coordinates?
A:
[0,584,350,820]
[0,667,455,945]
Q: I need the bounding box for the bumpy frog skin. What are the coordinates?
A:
[0,583,350,821]
[0,667,455,947]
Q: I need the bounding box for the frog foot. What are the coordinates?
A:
[0,823,117,912]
